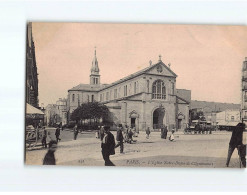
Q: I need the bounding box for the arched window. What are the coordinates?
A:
[152,80,166,99]
[72,94,75,102]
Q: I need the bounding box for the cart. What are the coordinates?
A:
[25,125,42,150]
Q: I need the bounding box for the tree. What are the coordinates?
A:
[70,101,110,127]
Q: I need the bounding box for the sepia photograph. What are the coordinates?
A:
[25,22,246,168]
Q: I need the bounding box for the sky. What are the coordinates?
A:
[32,23,247,107]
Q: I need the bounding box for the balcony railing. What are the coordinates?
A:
[245,95,247,101]
[243,84,247,90]
[242,75,247,81]
[243,65,247,71]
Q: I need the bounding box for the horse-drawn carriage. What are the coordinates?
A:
[184,120,213,134]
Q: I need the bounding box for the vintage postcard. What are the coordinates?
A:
[25,22,246,168]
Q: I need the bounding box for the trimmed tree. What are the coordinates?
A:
[71,101,110,129]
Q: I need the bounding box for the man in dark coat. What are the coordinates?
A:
[101,126,116,166]
[164,126,168,139]
[73,124,79,140]
[55,127,61,142]
[41,127,47,148]
[161,127,165,139]
[115,124,124,153]
[43,140,57,165]
[226,123,246,167]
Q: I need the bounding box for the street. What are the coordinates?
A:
[25,129,244,168]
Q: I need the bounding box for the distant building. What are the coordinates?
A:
[190,100,241,125]
[241,57,247,125]
[26,22,39,108]
[67,50,191,131]
[216,110,241,130]
[55,98,67,125]
[44,98,67,126]
[44,104,56,126]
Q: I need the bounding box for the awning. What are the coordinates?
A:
[26,103,44,115]
[226,121,240,126]
[217,121,240,126]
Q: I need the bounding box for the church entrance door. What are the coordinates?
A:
[153,108,165,130]
[131,118,136,128]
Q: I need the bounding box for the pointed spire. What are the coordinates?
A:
[90,48,100,85]
[91,47,99,73]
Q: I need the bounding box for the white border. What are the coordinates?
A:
[0,0,247,192]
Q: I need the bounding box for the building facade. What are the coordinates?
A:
[190,100,240,125]
[26,22,39,108]
[67,51,190,131]
[44,104,56,126]
[242,57,247,124]
[44,98,67,126]
[216,110,241,129]
[55,98,67,125]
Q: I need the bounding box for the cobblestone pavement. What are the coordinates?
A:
[25,129,245,168]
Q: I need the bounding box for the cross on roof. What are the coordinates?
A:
[159,54,162,62]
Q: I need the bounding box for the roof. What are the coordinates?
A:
[98,61,177,91]
[68,84,108,92]
[69,60,177,92]
[190,100,240,112]
[217,121,240,126]
[177,96,190,104]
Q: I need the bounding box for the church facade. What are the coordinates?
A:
[67,50,191,131]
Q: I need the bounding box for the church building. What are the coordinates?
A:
[67,50,191,131]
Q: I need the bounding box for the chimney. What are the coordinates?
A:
[245,57,247,61]
[149,60,152,66]
[168,63,171,68]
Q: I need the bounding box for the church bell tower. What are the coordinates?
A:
[90,48,100,85]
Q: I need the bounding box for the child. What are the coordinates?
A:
[169,130,175,141]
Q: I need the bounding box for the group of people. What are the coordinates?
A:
[41,122,246,168]
[41,125,61,165]
[145,126,175,141]
[161,126,175,141]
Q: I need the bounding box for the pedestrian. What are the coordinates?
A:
[95,129,99,139]
[135,127,139,137]
[161,127,165,139]
[60,122,63,131]
[41,126,47,148]
[101,126,116,166]
[96,126,100,139]
[55,127,61,142]
[132,126,136,136]
[43,140,57,165]
[164,126,168,139]
[100,126,105,141]
[226,123,246,168]
[169,130,175,141]
[146,127,150,139]
[73,124,79,140]
[115,124,124,153]
[128,128,134,143]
